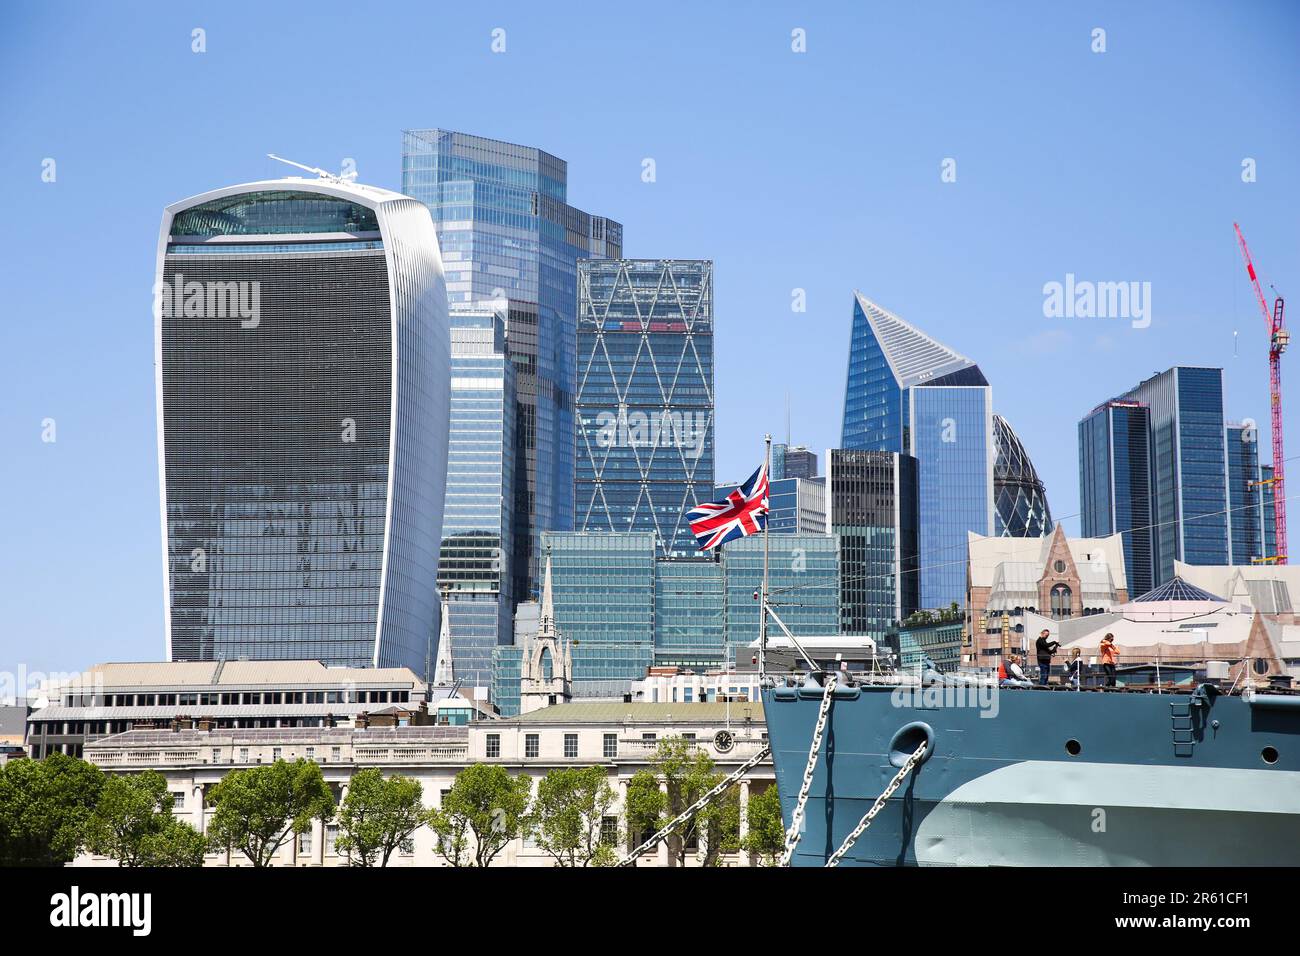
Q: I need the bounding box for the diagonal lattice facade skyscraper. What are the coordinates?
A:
[576,260,714,556]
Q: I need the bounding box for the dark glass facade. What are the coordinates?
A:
[828,449,920,635]
[157,185,449,671]
[1079,401,1154,597]
[402,130,623,603]
[992,415,1053,537]
[654,558,726,667]
[575,259,714,556]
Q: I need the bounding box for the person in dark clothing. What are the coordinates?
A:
[1035,629,1060,685]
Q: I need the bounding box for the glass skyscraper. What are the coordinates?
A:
[1079,367,1262,593]
[827,449,920,635]
[575,259,714,556]
[438,311,516,687]
[772,443,818,480]
[155,178,450,672]
[722,476,826,535]
[1079,400,1154,597]
[993,414,1053,538]
[840,293,994,609]
[654,557,726,668]
[401,130,623,602]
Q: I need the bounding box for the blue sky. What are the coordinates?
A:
[2,0,1298,676]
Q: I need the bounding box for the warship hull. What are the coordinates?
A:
[762,680,1300,866]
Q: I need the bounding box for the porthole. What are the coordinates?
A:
[1262,747,1279,765]
[1065,739,1082,756]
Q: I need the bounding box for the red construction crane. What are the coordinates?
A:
[1234,222,1289,564]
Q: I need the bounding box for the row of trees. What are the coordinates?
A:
[0,737,785,868]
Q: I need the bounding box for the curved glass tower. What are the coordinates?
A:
[993,414,1053,537]
[154,177,450,672]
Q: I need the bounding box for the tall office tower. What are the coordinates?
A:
[1078,400,1154,598]
[827,449,920,635]
[155,177,449,671]
[575,259,714,556]
[772,443,819,480]
[1079,367,1255,592]
[839,293,993,609]
[993,415,1053,538]
[1226,422,1271,565]
[720,476,826,535]
[402,130,623,604]
[438,311,516,686]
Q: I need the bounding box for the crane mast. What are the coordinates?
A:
[1234,222,1288,564]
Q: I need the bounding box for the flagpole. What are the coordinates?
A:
[760,433,772,682]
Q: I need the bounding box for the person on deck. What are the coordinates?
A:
[1099,633,1119,687]
[1035,629,1060,685]
[1064,647,1083,690]
[1001,653,1031,686]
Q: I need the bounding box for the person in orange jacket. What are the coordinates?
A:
[1099,633,1119,687]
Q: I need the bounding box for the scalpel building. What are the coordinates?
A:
[154,176,451,674]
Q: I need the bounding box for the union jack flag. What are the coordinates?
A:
[687,463,770,551]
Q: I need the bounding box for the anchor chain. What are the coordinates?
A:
[825,740,928,868]
[779,674,837,867]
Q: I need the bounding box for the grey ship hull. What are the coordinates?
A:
[762,680,1300,866]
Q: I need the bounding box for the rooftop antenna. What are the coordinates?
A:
[266,153,357,183]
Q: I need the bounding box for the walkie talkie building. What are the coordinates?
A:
[154,176,451,673]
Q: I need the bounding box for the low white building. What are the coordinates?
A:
[75,701,775,868]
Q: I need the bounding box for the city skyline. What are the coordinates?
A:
[4,1,1299,676]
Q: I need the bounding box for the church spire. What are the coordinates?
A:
[433,590,455,686]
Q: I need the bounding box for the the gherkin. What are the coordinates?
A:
[993,414,1053,537]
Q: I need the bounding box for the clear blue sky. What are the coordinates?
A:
[2,0,1297,677]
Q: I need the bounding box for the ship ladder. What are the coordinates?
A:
[778,674,838,867]
[825,740,929,867]
[616,743,772,867]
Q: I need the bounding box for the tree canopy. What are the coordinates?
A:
[335,768,433,867]
[531,766,619,867]
[430,764,531,868]
[205,759,335,867]
[0,752,104,866]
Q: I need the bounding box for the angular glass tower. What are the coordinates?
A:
[827,449,920,634]
[1079,400,1154,598]
[1226,422,1271,566]
[438,311,516,687]
[840,293,993,609]
[402,130,622,603]
[575,259,714,556]
[155,178,450,672]
[993,414,1053,538]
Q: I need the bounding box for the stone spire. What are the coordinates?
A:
[433,591,455,687]
[519,551,572,714]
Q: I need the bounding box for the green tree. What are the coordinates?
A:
[334,768,433,867]
[0,753,104,866]
[531,766,619,867]
[623,769,666,854]
[205,759,335,867]
[430,764,531,868]
[644,737,734,867]
[742,784,785,865]
[83,769,206,867]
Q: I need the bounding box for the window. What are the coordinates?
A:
[171,792,184,810]
[298,829,312,856]
[211,748,220,763]
[603,733,617,759]
[600,816,619,847]
[331,746,341,762]
[564,733,578,759]
[525,734,539,758]
[486,733,501,758]
[1050,584,1072,619]
[239,747,249,763]
[305,747,315,761]
[272,747,283,761]
[325,825,338,856]
[642,733,656,743]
